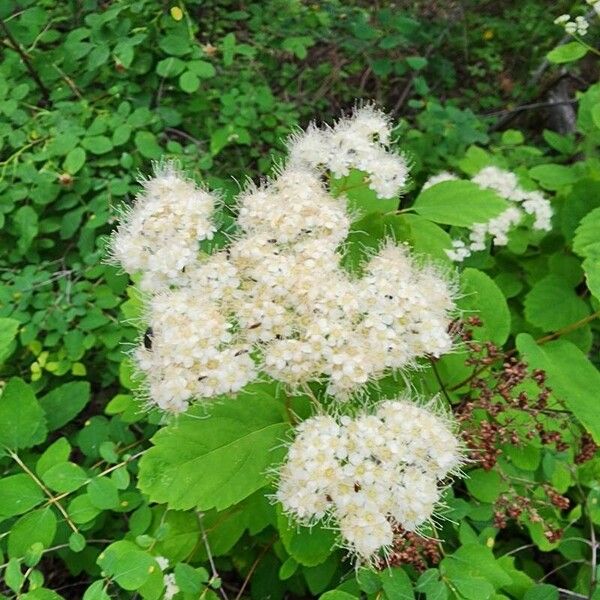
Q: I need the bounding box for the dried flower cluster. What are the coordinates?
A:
[276,398,462,561]
[111,108,456,413]
[423,166,553,262]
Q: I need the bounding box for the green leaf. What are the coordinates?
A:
[458,268,511,345]
[402,214,452,263]
[547,41,588,64]
[413,181,508,227]
[356,567,381,593]
[134,131,162,159]
[88,476,119,509]
[524,275,589,332]
[277,511,336,567]
[380,567,414,599]
[63,147,86,174]
[8,508,57,558]
[97,541,159,591]
[523,584,559,600]
[14,205,38,252]
[465,468,508,503]
[573,207,600,258]
[81,135,113,155]
[83,581,111,600]
[174,563,208,593]
[42,462,88,493]
[0,317,19,363]
[0,474,45,518]
[416,570,448,600]
[187,60,216,78]
[36,438,71,477]
[582,255,600,299]
[179,71,200,93]
[159,34,191,56]
[39,381,90,431]
[138,390,289,511]
[516,335,600,442]
[0,378,47,449]
[320,592,358,600]
[528,164,577,191]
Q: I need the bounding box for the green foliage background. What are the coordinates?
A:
[0,0,599,599]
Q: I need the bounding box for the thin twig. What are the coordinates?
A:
[198,513,229,600]
[234,539,276,600]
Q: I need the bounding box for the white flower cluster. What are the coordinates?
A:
[110,164,216,292]
[555,3,599,34]
[155,557,179,600]
[424,166,553,262]
[276,397,462,562]
[288,105,410,198]
[112,109,455,413]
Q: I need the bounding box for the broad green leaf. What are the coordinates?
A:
[179,71,200,93]
[83,581,111,600]
[524,275,589,332]
[88,476,119,509]
[187,60,216,78]
[458,268,511,344]
[277,510,336,567]
[582,255,600,299]
[320,592,358,600]
[573,207,600,258]
[174,563,208,593]
[63,147,86,174]
[0,378,47,449]
[402,214,452,263]
[68,494,101,524]
[81,135,113,155]
[134,131,162,159]
[159,34,191,56]
[0,474,45,518]
[356,567,381,593]
[138,390,289,511]
[412,180,508,227]
[523,584,559,600]
[380,567,414,599]
[517,335,600,442]
[547,42,587,64]
[42,462,88,493]
[97,541,160,591]
[14,205,38,252]
[416,569,448,600]
[0,317,19,363]
[444,544,512,589]
[36,438,71,477]
[465,468,508,503]
[528,164,577,191]
[39,381,90,430]
[8,508,57,558]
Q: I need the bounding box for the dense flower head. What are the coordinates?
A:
[111,109,456,412]
[276,396,463,562]
[287,106,410,198]
[424,166,553,262]
[109,163,217,291]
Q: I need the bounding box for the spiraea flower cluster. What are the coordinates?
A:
[287,105,409,198]
[423,166,553,262]
[276,397,463,562]
[111,108,456,412]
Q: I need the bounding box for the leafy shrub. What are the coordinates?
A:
[0,1,599,599]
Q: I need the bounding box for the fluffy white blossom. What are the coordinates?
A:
[441,166,553,262]
[288,106,410,198]
[276,397,463,562]
[109,163,217,292]
[111,111,457,412]
[554,13,590,35]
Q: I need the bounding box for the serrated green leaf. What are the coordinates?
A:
[465,468,508,503]
[138,390,289,511]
